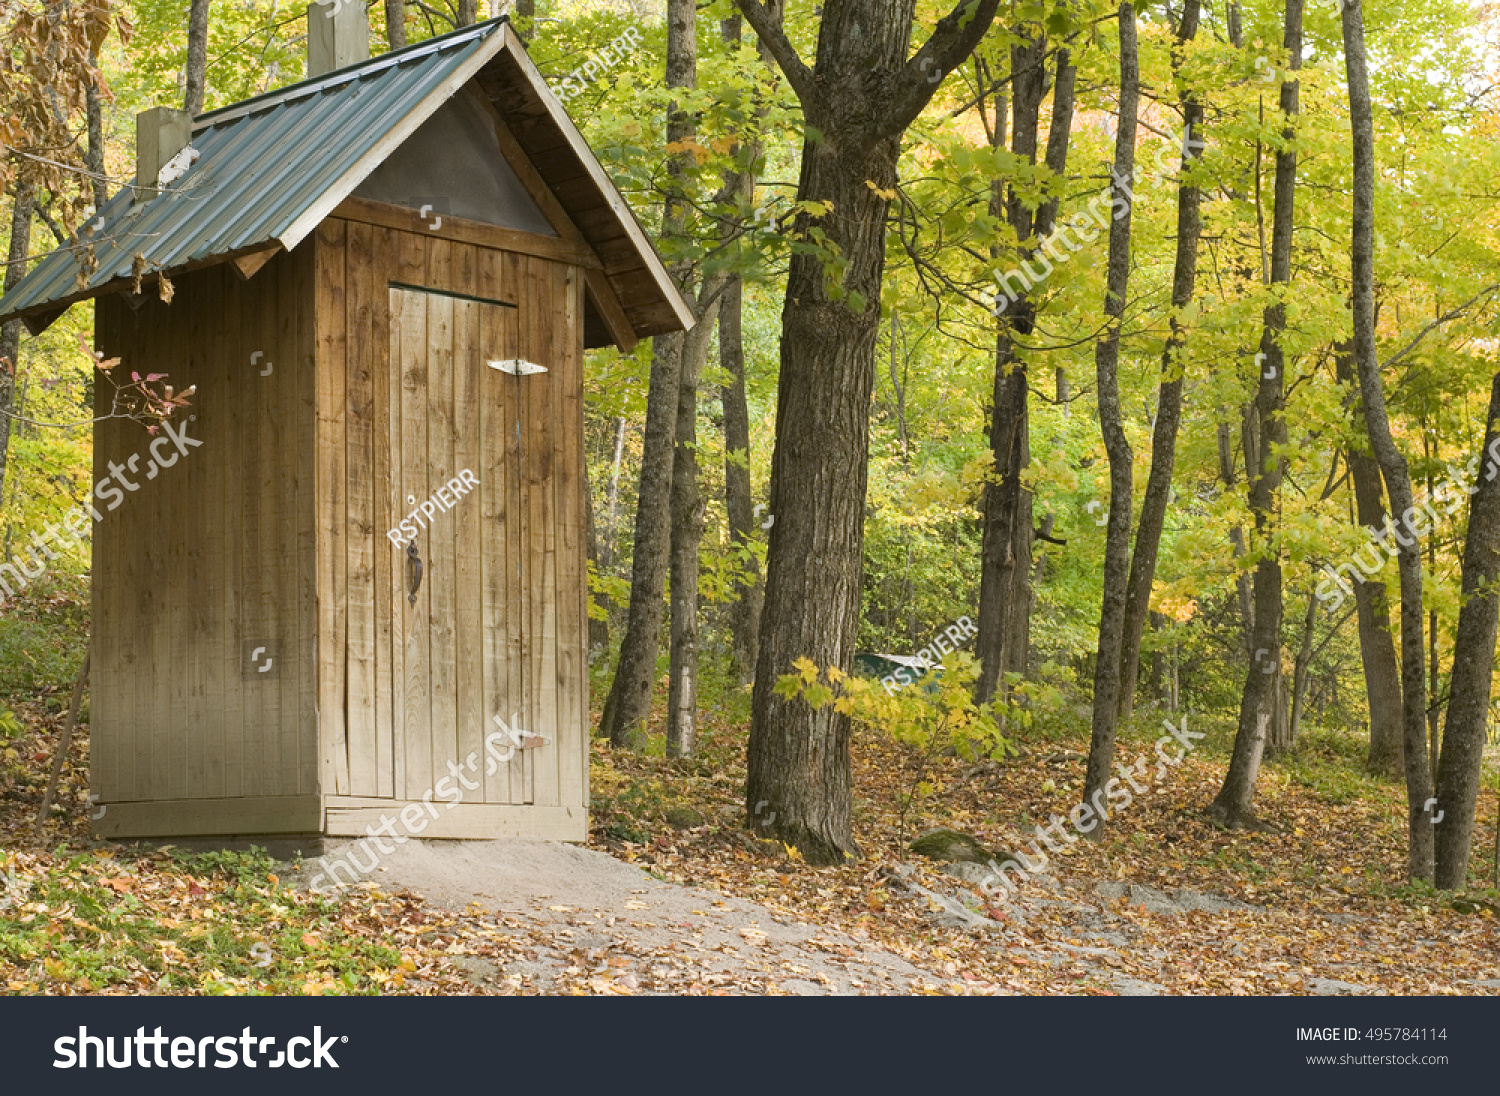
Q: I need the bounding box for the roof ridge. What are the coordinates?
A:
[194,14,508,130]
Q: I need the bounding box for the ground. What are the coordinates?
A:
[3,665,1500,995]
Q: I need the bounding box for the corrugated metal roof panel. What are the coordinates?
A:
[0,20,502,323]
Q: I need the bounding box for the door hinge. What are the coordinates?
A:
[488,358,548,375]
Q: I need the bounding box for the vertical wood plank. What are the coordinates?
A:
[294,238,321,799]
[476,248,513,803]
[371,226,399,798]
[345,221,378,796]
[425,278,458,792]
[453,290,484,787]
[397,285,432,801]
[502,249,527,804]
[555,262,586,814]
[315,220,349,798]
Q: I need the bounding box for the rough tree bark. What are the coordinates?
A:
[184,0,211,115]
[1080,1,1139,837]
[1116,0,1201,723]
[599,0,699,748]
[1433,373,1500,888]
[1343,0,1434,881]
[457,0,477,26]
[1335,342,1404,775]
[735,0,1001,863]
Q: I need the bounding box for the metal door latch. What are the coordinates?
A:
[487,359,548,375]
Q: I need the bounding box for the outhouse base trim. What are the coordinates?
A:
[324,799,587,841]
[91,795,323,839]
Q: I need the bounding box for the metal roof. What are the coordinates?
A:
[0,19,505,326]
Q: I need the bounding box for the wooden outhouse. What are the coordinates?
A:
[0,10,692,846]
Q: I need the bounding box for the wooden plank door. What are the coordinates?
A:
[382,284,542,806]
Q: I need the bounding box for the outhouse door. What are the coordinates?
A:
[374,283,547,807]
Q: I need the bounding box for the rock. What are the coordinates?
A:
[664,806,705,829]
[904,879,997,933]
[1307,977,1380,996]
[1110,974,1166,996]
[942,861,1003,886]
[910,828,993,864]
[1094,881,1260,915]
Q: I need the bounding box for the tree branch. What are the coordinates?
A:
[730,0,816,107]
[880,0,1004,139]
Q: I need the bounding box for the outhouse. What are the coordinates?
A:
[0,8,692,845]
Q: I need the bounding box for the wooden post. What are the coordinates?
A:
[34,647,90,836]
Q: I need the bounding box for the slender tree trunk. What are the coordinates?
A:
[385,0,407,49]
[668,281,726,758]
[585,464,609,655]
[1286,588,1318,746]
[184,0,211,115]
[1335,342,1404,775]
[1080,1,1139,837]
[719,5,777,685]
[599,0,699,749]
[604,416,627,568]
[514,0,534,42]
[1343,0,1434,881]
[85,65,108,210]
[737,0,1001,864]
[457,0,477,26]
[1433,372,1500,888]
[721,275,763,683]
[975,37,1072,702]
[1208,0,1302,829]
[1117,0,1202,723]
[0,180,35,503]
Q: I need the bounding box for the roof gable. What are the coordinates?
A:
[0,17,692,343]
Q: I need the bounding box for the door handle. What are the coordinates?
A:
[406,538,423,605]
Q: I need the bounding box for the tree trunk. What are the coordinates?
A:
[1080,1,1139,837]
[1433,372,1500,888]
[1343,0,1434,882]
[975,40,1073,703]
[667,281,726,758]
[1117,1,1200,724]
[599,0,699,749]
[585,464,609,656]
[0,180,35,503]
[1208,0,1301,830]
[736,0,1001,864]
[598,334,684,746]
[721,275,763,684]
[385,0,406,50]
[1335,342,1404,775]
[85,65,108,210]
[513,0,534,42]
[1287,587,1317,745]
[457,0,477,26]
[184,0,211,115]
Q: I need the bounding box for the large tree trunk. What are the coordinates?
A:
[599,0,700,748]
[736,0,1001,864]
[1208,0,1302,829]
[1117,0,1201,723]
[1080,1,1139,837]
[0,180,35,503]
[667,281,726,758]
[184,0,211,115]
[457,0,477,27]
[1343,0,1434,881]
[1335,342,1404,775]
[1433,372,1500,888]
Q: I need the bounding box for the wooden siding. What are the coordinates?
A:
[92,244,319,817]
[315,213,588,818]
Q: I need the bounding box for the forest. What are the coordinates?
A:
[1,0,1499,1000]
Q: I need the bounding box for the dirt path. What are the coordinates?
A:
[293,838,963,995]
